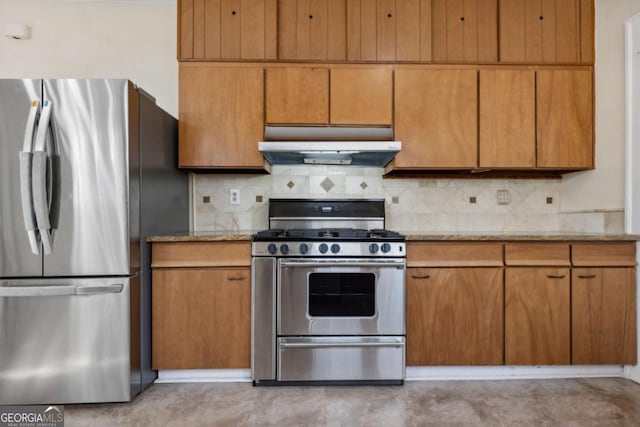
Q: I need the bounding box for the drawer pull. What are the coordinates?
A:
[411,275,431,280]
[578,274,597,279]
[227,276,247,282]
[547,274,566,279]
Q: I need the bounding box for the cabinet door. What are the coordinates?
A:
[479,70,535,168]
[265,68,329,124]
[185,0,277,60]
[152,267,251,369]
[347,0,402,61]
[432,0,497,62]
[537,69,593,169]
[499,0,580,63]
[394,69,477,169]
[179,65,264,168]
[572,268,637,365]
[179,0,195,59]
[330,68,392,125]
[505,267,570,365]
[279,0,347,61]
[407,268,503,365]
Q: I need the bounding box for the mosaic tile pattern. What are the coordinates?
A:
[192,166,624,233]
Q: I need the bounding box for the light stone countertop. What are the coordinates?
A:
[148,231,640,242]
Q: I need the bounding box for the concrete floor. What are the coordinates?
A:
[66,378,640,426]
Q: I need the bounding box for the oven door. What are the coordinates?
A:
[278,258,405,336]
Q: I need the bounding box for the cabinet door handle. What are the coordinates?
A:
[411,275,430,280]
[227,276,247,282]
[547,274,566,279]
[578,274,597,279]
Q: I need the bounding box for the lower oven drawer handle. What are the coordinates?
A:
[279,342,404,349]
[280,261,405,268]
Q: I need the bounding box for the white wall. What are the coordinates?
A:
[561,0,640,212]
[0,0,177,117]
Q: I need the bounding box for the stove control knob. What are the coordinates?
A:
[330,244,340,254]
[280,244,290,255]
[319,243,329,254]
[299,243,309,254]
[267,243,278,254]
[369,243,379,254]
[381,243,392,253]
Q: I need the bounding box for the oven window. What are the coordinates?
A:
[308,273,375,317]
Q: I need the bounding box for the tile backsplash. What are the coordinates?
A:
[193,165,623,233]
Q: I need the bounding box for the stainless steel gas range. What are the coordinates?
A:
[251,199,406,385]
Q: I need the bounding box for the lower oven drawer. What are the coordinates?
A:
[277,336,405,381]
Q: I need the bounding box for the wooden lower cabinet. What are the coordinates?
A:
[505,267,570,365]
[572,268,637,365]
[152,267,251,369]
[407,267,503,365]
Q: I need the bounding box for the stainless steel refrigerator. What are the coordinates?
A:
[0,79,189,404]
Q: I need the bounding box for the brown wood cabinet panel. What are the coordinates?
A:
[394,69,477,169]
[280,0,346,61]
[204,0,222,59]
[433,0,497,62]
[180,0,195,58]
[580,0,594,63]
[193,0,206,58]
[377,0,396,61]
[407,268,503,365]
[505,267,571,365]
[151,242,251,268]
[220,0,241,59]
[555,0,580,62]
[498,0,524,62]
[572,268,637,365]
[266,68,329,124]
[330,68,392,125]
[537,69,593,168]
[540,0,557,62]
[347,0,379,61]
[240,0,267,59]
[479,70,535,168]
[152,267,251,369]
[396,0,420,61]
[571,243,636,267]
[504,243,570,266]
[407,242,503,267]
[420,0,433,61]
[179,65,264,168]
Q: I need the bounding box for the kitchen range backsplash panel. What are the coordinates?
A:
[193,166,623,233]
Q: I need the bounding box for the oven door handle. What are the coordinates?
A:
[279,338,405,349]
[279,259,406,268]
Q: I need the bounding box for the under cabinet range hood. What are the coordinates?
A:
[259,126,401,167]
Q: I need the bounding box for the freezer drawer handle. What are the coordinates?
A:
[19,99,41,255]
[0,284,123,297]
[279,341,404,349]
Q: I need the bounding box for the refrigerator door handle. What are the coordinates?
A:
[0,283,123,297]
[32,99,53,255]
[19,99,41,255]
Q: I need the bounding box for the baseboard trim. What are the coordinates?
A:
[406,365,625,381]
[156,369,252,383]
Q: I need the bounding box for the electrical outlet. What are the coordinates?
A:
[497,189,511,205]
[230,189,240,205]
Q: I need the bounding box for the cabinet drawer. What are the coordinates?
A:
[151,242,251,268]
[571,243,636,266]
[407,242,503,267]
[505,243,570,266]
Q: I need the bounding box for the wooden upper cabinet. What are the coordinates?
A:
[499,0,586,64]
[479,70,535,168]
[278,0,347,61]
[179,0,277,60]
[505,267,571,365]
[394,69,478,169]
[179,65,264,168]
[330,68,392,125]
[347,0,432,62]
[432,0,498,62]
[537,69,593,169]
[266,68,329,124]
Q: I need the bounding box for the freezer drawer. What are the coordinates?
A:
[277,336,405,382]
[0,277,131,404]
